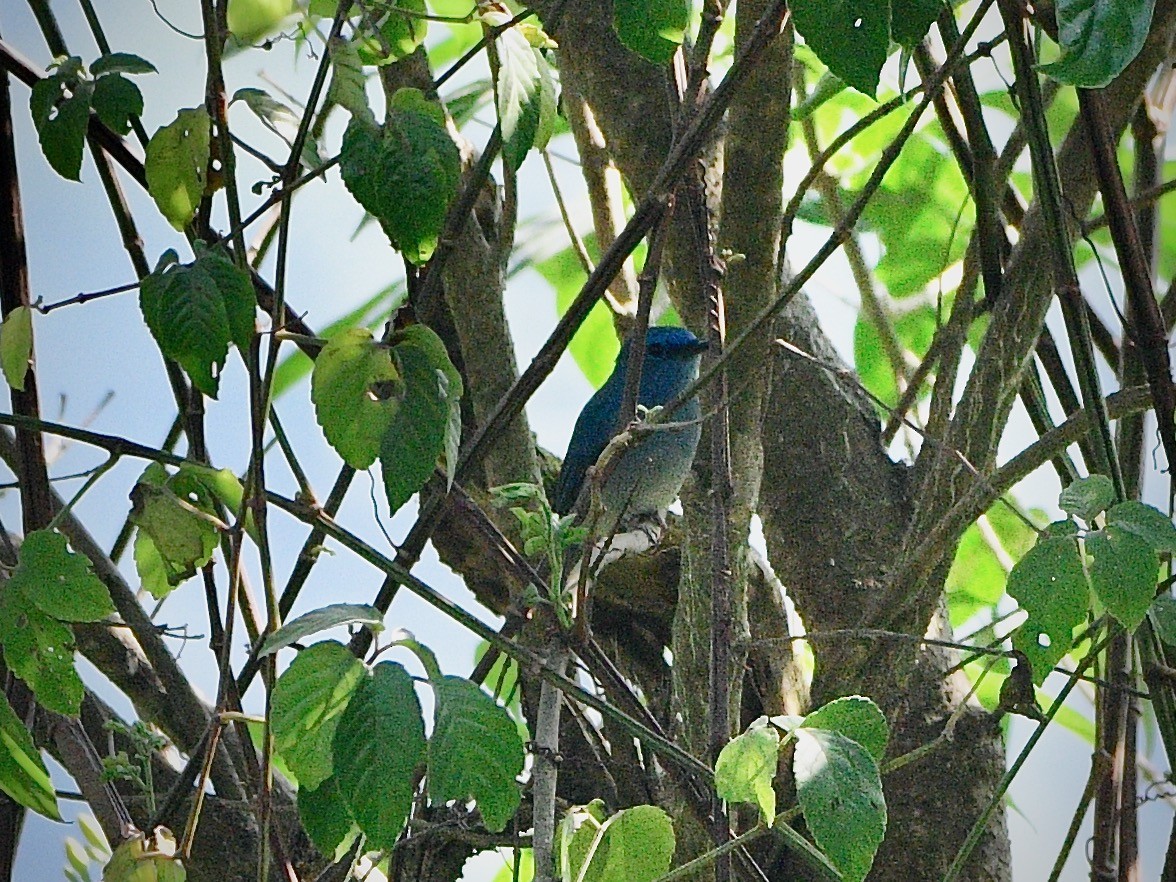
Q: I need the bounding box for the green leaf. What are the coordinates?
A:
[801,695,888,764]
[327,37,374,125]
[1,305,33,392]
[1008,522,1089,684]
[428,676,525,832]
[145,108,210,230]
[91,74,143,136]
[1151,594,1176,645]
[139,247,255,397]
[794,728,886,882]
[791,0,889,96]
[562,803,675,882]
[231,88,322,171]
[133,527,171,600]
[1040,0,1155,88]
[29,57,93,181]
[613,0,689,65]
[227,0,293,40]
[298,777,358,861]
[595,806,676,882]
[0,592,84,715]
[129,482,220,589]
[890,0,944,48]
[0,693,60,819]
[102,831,185,882]
[1086,525,1157,631]
[358,0,428,63]
[8,530,114,623]
[259,604,384,657]
[333,661,426,849]
[484,9,546,170]
[1107,500,1176,553]
[380,323,463,514]
[1058,474,1115,522]
[311,328,404,469]
[339,88,460,263]
[89,53,157,76]
[271,641,366,790]
[715,723,780,825]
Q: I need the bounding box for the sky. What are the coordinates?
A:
[0,0,1172,879]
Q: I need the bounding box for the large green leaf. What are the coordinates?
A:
[1058,474,1115,523]
[613,0,689,65]
[794,728,886,882]
[428,676,525,832]
[259,604,383,657]
[339,88,460,263]
[379,323,463,514]
[0,592,83,715]
[29,57,93,181]
[1086,525,1157,632]
[271,641,366,790]
[801,695,888,764]
[715,722,780,825]
[311,328,405,470]
[1040,0,1156,88]
[145,108,210,230]
[0,694,60,819]
[1008,521,1089,683]
[139,247,255,397]
[297,777,358,861]
[8,530,114,624]
[484,9,555,170]
[0,306,33,392]
[791,0,889,96]
[333,661,426,849]
[891,0,944,47]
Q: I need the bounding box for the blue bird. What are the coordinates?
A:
[553,326,707,524]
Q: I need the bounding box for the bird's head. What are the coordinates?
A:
[632,326,708,360]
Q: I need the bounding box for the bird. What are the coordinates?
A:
[553,326,707,526]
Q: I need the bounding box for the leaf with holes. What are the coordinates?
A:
[340,88,460,263]
[791,0,889,96]
[272,641,366,790]
[312,328,405,469]
[428,676,525,832]
[380,323,462,513]
[333,661,426,849]
[1008,521,1089,684]
[145,108,210,230]
[139,247,255,397]
[0,591,83,715]
[91,74,143,136]
[794,728,886,882]
[8,530,114,624]
[29,57,93,181]
[715,722,780,825]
